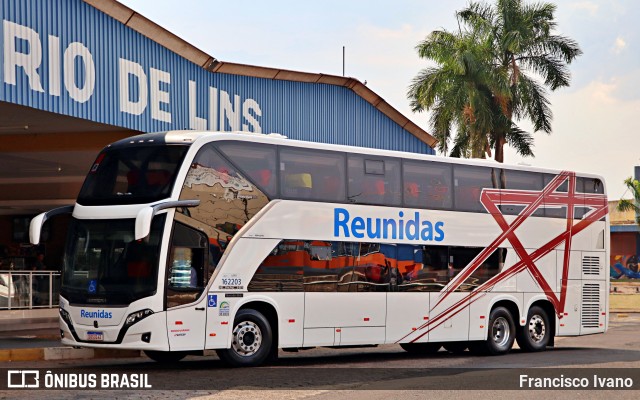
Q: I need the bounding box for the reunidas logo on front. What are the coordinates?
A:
[80,309,112,319]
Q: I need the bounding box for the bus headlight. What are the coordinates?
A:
[124,309,154,328]
[59,308,72,326]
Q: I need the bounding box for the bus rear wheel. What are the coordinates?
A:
[216,308,273,367]
[476,306,515,355]
[400,342,441,355]
[516,306,550,352]
[144,350,187,363]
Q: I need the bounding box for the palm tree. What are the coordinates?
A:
[409,28,507,159]
[617,178,640,224]
[409,0,581,162]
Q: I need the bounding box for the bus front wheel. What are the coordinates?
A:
[516,306,550,352]
[144,350,187,363]
[216,308,273,367]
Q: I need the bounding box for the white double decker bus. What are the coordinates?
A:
[30,131,609,366]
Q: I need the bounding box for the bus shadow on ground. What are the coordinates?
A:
[97,344,640,371]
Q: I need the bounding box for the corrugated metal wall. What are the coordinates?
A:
[0,0,433,154]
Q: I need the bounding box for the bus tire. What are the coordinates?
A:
[480,306,515,355]
[400,342,441,355]
[443,342,468,354]
[144,350,187,363]
[216,308,273,367]
[516,306,550,352]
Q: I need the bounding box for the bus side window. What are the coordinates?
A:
[166,223,208,309]
[348,156,401,206]
[279,147,346,202]
[453,165,497,213]
[217,142,277,197]
[402,160,453,210]
[501,169,544,216]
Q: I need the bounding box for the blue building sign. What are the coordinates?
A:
[0,0,433,154]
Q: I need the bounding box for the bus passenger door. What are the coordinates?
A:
[165,222,209,351]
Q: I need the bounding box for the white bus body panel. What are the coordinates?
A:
[166,298,207,351]
[304,292,386,345]
[385,293,430,343]
[426,293,470,342]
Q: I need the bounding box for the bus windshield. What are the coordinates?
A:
[77,145,189,206]
[61,215,166,305]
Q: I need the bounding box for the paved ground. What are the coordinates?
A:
[1,313,639,399]
[0,328,61,350]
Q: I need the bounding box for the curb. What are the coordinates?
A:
[0,347,142,362]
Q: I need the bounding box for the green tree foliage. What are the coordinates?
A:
[618,177,640,224]
[409,0,581,162]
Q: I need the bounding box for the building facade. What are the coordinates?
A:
[0,0,436,273]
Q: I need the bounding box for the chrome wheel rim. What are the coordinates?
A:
[528,315,546,343]
[231,321,262,356]
[492,316,510,347]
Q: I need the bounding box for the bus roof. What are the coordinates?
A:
[112,130,606,182]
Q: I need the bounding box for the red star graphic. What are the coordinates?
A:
[400,171,608,343]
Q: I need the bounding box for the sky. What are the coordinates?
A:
[118,0,640,200]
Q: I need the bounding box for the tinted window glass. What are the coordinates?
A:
[582,177,604,194]
[403,160,453,210]
[351,243,391,292]
[453,166,498,212]
[348,155,401,206]
[217,142,277,197]
[179,144,270,261]
[78,145,189,206]
[248,241,305,292]
[575,177,604,220]
[61,216,166,305]
[543,174,568,218]
[398,245,448,292]
[166,223,208,308]
[544,173,568,192]
[450,247,505,291]
[501,169,544,216]
[279,148,346,202]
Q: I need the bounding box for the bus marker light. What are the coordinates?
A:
[480,325,484,329]
[479,316,485,319]
[336,329,341,333]
[221,321,229,325]
[175,321,183,325]
[600,324,603,327]
[602,312,606,315]
[560,324,565,327]
[412,327,417,331]
[423,317,428,320]
[363,318,370,322]
[209,333,216,337]
[288,319,295,323]
[564,313,568,316]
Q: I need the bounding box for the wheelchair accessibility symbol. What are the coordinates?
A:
[208,294,218,308]
[88,280,97,294]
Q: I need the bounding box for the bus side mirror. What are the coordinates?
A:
[134,199,200,241]
[135,207,155,241]
[30,205,74,245]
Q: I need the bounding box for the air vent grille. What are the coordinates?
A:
[581,283,600,328]
[582,256,600,276]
